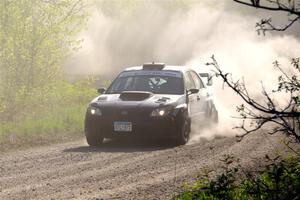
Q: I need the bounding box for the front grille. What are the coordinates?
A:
[114,108,150,119]
[101,107,152,120]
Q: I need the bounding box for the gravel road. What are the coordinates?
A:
[0,132,291,200]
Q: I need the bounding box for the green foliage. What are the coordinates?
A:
[0,0,88,119]
[0,78,98,147]
[241,159,300,200]
[176,156,300,200]
[0,0,93,149]
[177,155,241,200]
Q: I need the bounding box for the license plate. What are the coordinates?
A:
[114,122,132,132]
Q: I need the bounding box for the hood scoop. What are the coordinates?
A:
[119,91,153,101]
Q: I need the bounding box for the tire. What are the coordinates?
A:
[85,125,104,146]
[206,102,218,125]
[175,119,190,145]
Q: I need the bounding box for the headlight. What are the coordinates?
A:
[90,107,102,116]
[150,106,173,117]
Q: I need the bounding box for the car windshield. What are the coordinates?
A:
[106,71,184,95]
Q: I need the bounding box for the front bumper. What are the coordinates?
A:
[85,108,182,139]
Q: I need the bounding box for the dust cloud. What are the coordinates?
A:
[65,0,300,142]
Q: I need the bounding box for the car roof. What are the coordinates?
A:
[123,64,191,73]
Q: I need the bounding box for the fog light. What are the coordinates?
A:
[159,110,165,116]
[150,107,172,117]
[90,107,102,116]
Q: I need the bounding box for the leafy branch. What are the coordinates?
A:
[233,0,300,34]
[207,56,300,142]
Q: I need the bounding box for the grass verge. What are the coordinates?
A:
[0,78,99,152]
[175,154,300,200]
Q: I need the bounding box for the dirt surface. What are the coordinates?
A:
[0,132,293,200]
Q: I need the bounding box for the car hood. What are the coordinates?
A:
[90,92,184,109]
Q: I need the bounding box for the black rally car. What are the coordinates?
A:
[85,63,218,146]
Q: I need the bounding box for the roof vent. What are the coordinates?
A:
[142,62,165,70]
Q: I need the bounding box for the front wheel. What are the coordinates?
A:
[85,125,104,146]
[175,119,190,145]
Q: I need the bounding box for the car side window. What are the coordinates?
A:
[190,71,204,89]
[184,72,196,90]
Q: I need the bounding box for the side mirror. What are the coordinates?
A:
[187,88,199,95]
[199,72,213,86]
[207,76,213,86]
[97,87,106,94]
